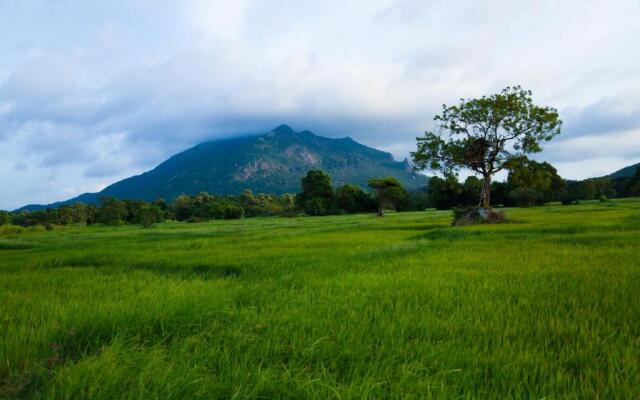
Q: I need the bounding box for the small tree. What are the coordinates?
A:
[368,177,408,217]
[412,86,561,209]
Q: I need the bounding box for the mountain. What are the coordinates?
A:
[607,162,640,179]
[19,125,427,211]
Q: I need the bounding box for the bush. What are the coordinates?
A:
[598,195,609,203]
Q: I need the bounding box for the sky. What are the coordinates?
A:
[1,0,639,210]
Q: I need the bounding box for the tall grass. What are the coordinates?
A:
[1,199,639,398]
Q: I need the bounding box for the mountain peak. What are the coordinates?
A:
[271,124,295,135]
[18,126,428,210]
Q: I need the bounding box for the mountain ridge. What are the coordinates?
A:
[606,162,640,179]
[18,125,427,211]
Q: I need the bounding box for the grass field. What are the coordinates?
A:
[1,200,639,399]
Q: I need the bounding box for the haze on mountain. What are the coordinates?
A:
[19,125,427,211]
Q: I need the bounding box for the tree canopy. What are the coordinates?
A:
[412,86,562,208]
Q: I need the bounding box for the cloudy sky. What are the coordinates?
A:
[1,0,639,209]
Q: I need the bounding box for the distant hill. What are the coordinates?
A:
[607,162,640,179]
[19,125,427,211]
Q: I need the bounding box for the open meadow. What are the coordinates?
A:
[1,199,639,399]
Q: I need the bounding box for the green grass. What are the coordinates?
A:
[1,199,639,399]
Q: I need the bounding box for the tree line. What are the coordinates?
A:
[0,171,422,229]
[1,165,639,230]
[427,161,640,210]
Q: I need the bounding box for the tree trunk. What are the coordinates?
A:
[378,203,384,217]
[480,175,491,209]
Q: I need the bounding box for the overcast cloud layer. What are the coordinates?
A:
[1,0,639,209]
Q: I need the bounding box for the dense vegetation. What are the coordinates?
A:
[1,199,639,398]
[4,165,640,230]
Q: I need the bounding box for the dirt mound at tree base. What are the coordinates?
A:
[453,207,506,226]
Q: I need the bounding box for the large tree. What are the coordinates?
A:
[297,170,335,215]
[411,86,561,209]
